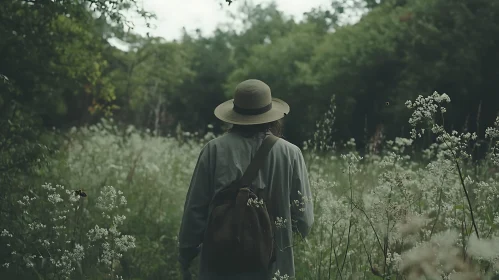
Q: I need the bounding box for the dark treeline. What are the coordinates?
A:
[2,0,499,152]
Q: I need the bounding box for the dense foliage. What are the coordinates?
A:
[2,0,499,279]
[3,0,499,147]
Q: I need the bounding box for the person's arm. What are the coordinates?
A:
[178,144,212,271]
[289,147,314,238]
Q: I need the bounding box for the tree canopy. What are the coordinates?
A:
[2,0,499,149]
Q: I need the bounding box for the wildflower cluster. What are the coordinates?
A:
[292,91,499,279]
[305,95,337,153]
[0,182,134,279]
[275,217,288,229]
[292,190,313,213]
[273,269,290,280]
[87,186,136,274]
[405,91,451,138]
[247,197,264,207]
[485,116,499,166]
[61,120,202,279]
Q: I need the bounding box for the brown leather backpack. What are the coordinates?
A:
[202,134,279,275]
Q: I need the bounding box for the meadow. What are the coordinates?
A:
[2,0,499,278]
[2,92,499,280]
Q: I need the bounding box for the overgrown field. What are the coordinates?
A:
[1,92,499,280]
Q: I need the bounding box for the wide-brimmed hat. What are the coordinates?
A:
[214,79,290,125]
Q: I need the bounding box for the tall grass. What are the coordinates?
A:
[294,92,499,280]
[1,120,213,279]
[1,92,498,279]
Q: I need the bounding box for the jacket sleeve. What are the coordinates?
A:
[178,144,212,268]
[289,147,314,238]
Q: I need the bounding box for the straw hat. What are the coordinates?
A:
[214,79,290,125]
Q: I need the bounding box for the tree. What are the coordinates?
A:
[108,36,195,135]
[0,0,153,127]
[311,0,499,149]
[224,6,331,144]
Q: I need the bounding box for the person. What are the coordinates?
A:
[178,79,314,280]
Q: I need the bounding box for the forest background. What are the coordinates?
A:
[1,0,499,279]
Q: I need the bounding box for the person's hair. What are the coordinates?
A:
[227,119,283,138]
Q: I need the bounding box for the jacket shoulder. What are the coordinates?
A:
[204,133,302,155]
[203,133,232,147]
[275,137,302,154]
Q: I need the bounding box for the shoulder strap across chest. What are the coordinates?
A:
[240,134,279,187]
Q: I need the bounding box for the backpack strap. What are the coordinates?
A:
[240,134,279,187]
[241,134,279,270]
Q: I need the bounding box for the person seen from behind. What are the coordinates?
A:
[178,79,314,280]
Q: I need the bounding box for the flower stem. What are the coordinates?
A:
[455,159,480,239]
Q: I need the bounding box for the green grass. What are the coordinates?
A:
[1,95,499,279]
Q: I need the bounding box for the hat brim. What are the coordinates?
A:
[214,98,290,125]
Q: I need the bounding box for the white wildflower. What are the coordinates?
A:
[247,198,264,208]
[275,217,288,229]
[467,235,499,262]
[1,229,13,237]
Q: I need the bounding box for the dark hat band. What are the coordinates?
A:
[233,102,272,115]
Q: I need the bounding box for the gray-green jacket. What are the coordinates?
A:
[178,131,314,279]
